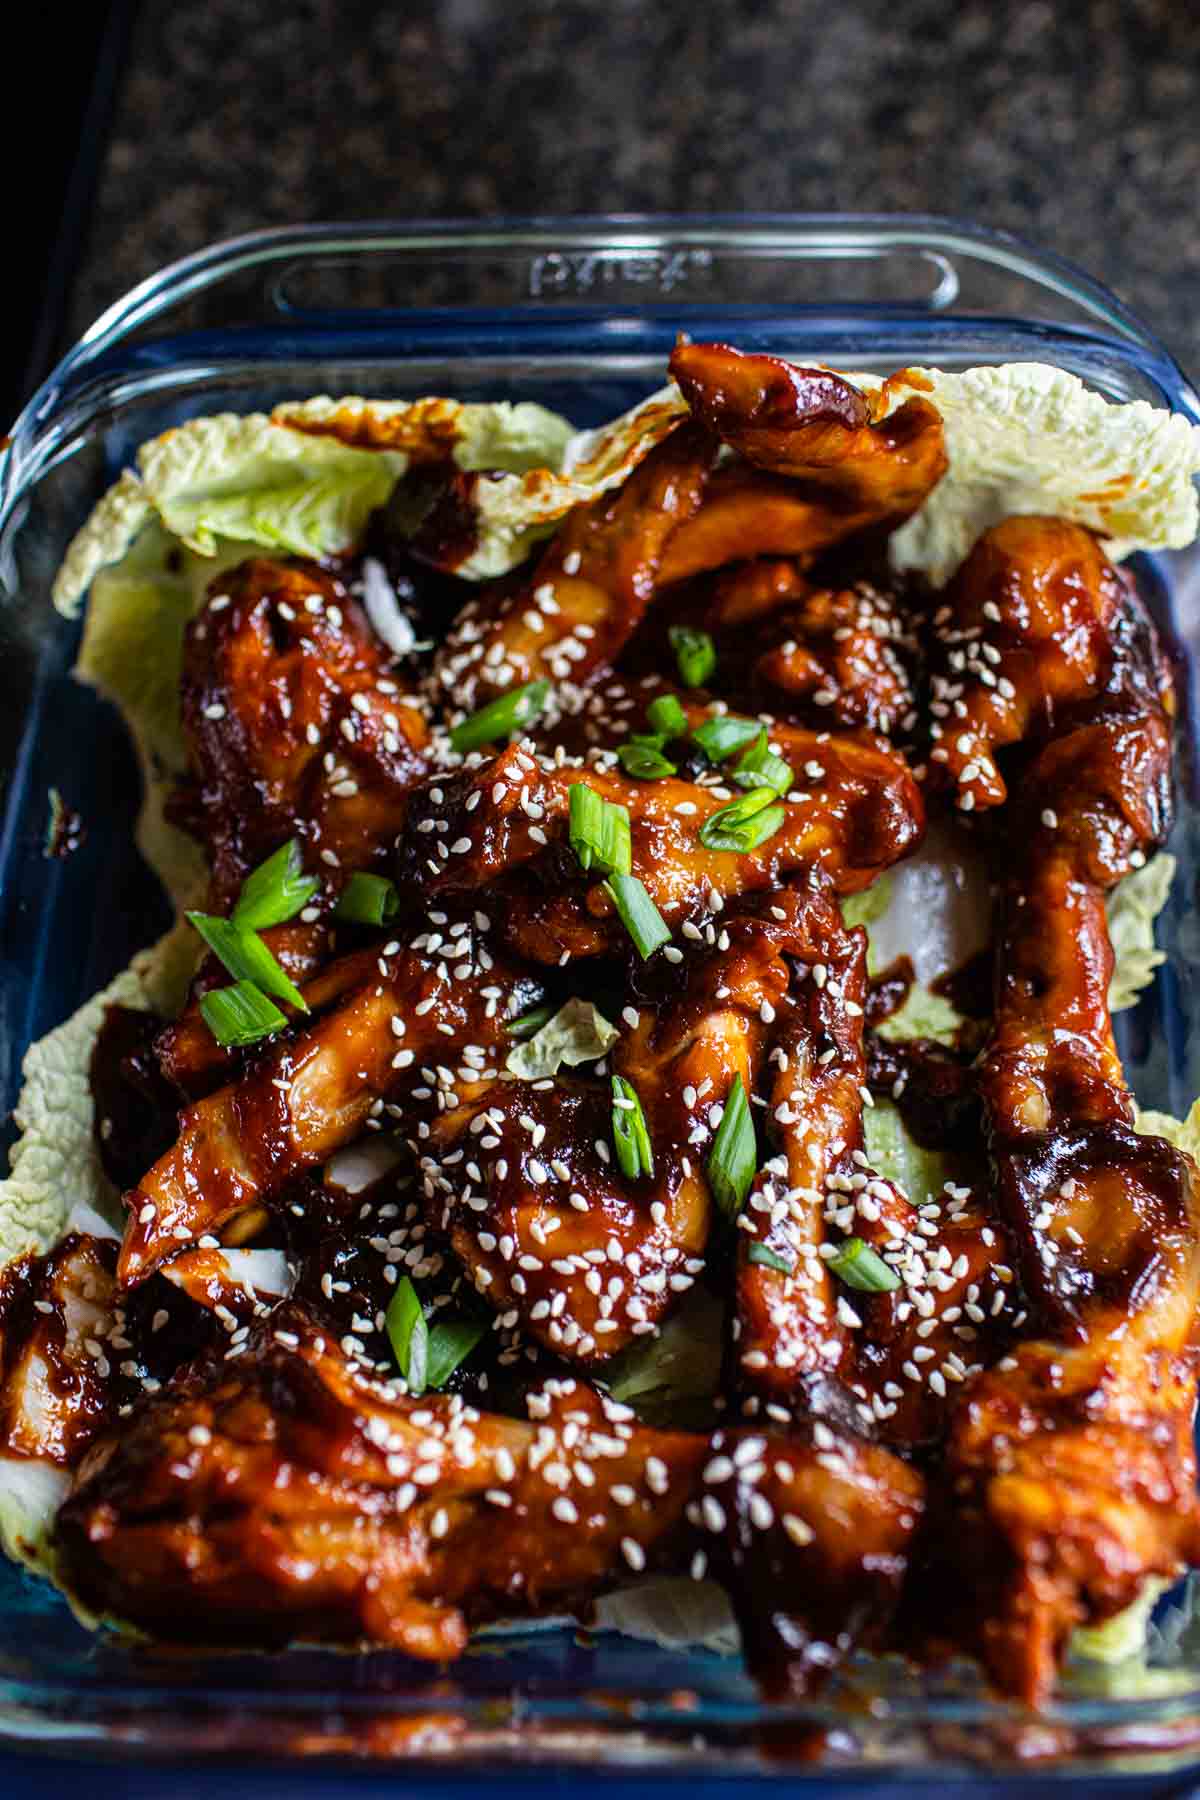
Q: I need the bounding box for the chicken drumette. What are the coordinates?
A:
[174,557,430,908]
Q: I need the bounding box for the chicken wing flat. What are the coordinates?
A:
[926,515,1173,819]
[398,720,922,964]
[174,557,431,907]
[118,922,544,1286]
[731,882,1012,1454]
[417,897,808,1362]
[57,1306,922,1693]
[669,342,947,521]
[655,465,879,586]
[431,422,714,713]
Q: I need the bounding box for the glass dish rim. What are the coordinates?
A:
[4,209,1200,535]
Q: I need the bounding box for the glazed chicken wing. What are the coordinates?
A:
[57,1307,923,1694]
[398,718,923,965]
[418,898,809,1362]
[117,922,544,1286]
[926,515,1173,819]
[919,588,1200,1702]
[431,422,714,712]
[174,557,431,907]
[732,882,1012,1452]
[645,559,918,737]
[669,342,947,521]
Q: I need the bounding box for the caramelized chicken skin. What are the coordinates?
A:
[58,1308,922,1693]
[398,720,923,965]
[432,422,714,712]
[669,342,948,520]
[118,923,544,1286]
[919,572,1200,1703]
[174,558,430,907]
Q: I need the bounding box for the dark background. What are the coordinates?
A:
[13,0,1200,428]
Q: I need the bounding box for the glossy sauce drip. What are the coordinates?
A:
[931,947,993,1020]
[865,955,915,1027]
[89,1004,181,1191]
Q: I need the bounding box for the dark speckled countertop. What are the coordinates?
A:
[70,0,1200,373]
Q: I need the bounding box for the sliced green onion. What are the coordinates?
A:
[569,783,632,877]
[698,787,787,855]
[707,1075,757,1218]
[426,1317,487,1389]
[449,678,551,754]
[617,735,677,781]
[748,1241,794,1274]
[646,693,688,738]
[505,1001,557,1040]
[691,714,761,763]
[827,1237,901,1293]
[231,838,320,932]
[611,1075,654,1180]
[386,1277,429,1393]
[332,871,400,926]
[603,873,672,960]
[187,912,308,1010]
[669,625,716,689]
[731,729,793,795]
[198,980,288,1049]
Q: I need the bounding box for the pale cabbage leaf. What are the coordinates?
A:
[854,362,1200,584]
[52,397,577,612]
[0,918,197,1269]
[505,999,619,1080]
[1107,851,1175,1012]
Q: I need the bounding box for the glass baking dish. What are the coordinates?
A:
[3,214,1200,1787]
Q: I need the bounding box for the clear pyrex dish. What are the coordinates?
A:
[3,215,1200,1785]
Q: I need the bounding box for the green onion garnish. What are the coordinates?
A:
[669,625,716,689]
[731,729,793,795]
[231,838,320,932]
[505,1002,556,1040]
[198,980,288,1048]
[385,1277,429,1394]
[748,1241,793,1274]
[186,912,308,1011]
[691,714,761,763]
[827,1238,901,1293]
[698,787,787,854]
[611,1075,654,1180]
[387,1279,485,1392]
[707,1075,757,1218]
[603,873,672,960]
[449,678,551,753]
[425,1316,487,1389]
[569,783,632,877]
[617,736,677,781]
[332,871,400,926]
[646,693,687,738]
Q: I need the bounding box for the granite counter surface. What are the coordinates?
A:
[72,0,1200,372]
